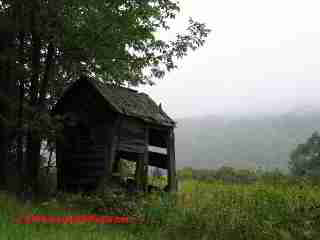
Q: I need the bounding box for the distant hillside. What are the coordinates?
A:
[175,109,320,171]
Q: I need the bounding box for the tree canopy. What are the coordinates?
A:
[289,132,320,177]
[0,0,210,192]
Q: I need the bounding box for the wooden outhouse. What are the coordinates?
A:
[53,76,176,192]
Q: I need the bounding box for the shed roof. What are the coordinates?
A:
[55,76,176,127]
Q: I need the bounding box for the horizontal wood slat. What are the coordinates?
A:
[118,143,146,153]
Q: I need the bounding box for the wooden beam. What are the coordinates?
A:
[167,128,177,192]
[118,143,145,153]
[135,152,143,191]
[107,116,121,176]
[134,125,149,192]
[113,154,121,173]
[148,123,173,131]
[143,126,149,191]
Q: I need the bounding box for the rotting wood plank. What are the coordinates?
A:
[143,125,149,191]
[107,116,121,176]
[147,123,171,131]
[118,143,145,153]
[171,129,177,191]
[119,128,145,141]
[118,138,145,147]
[167,128,177,192]
[133,146,146,191]
[97,115,121,190]
[111,116,122,171]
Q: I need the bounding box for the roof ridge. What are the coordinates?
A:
[58,76,176,127]
[92,79,138,93]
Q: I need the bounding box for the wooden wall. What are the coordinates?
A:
[118,117,146,153]
[57,120,107,192]
[56,84,117,192]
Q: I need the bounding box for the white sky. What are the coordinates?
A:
[139,0,320,118]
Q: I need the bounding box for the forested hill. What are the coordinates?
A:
[175,108,320,171]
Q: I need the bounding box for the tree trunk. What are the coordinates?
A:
[0,46,17,190]
[17,31,25,178]
[26,133,41,193]
[0,127,8,189]
[25,5,42,194]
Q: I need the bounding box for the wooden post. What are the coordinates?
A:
[135,153,143,191]
[143,126,149,191]
[107,136,118,176]
[134,125,149,192]
[112,154,121,173]
[167,128,177,192]
[109,117,121,175]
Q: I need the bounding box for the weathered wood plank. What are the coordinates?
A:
[108,116,121,175]
[135,153,144,191]
[119,129,145,142]
[99,115,121,190]
[167,128,177,192]
[143,126,149,191]
[118,143,146,153]
[118,138,145,146]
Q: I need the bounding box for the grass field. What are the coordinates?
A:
[1,179,320,239]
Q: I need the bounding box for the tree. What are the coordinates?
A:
[0,0,210,193]
[289,132,320,177]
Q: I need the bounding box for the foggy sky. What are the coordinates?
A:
[139,0,320,119]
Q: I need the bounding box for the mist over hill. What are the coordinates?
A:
[175,107,320,172]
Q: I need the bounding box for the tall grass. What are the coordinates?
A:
[160,180,320,240]
[2,179,320,239]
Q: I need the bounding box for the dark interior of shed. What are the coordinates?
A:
[58,118,173,193]
[111,127,170,192]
